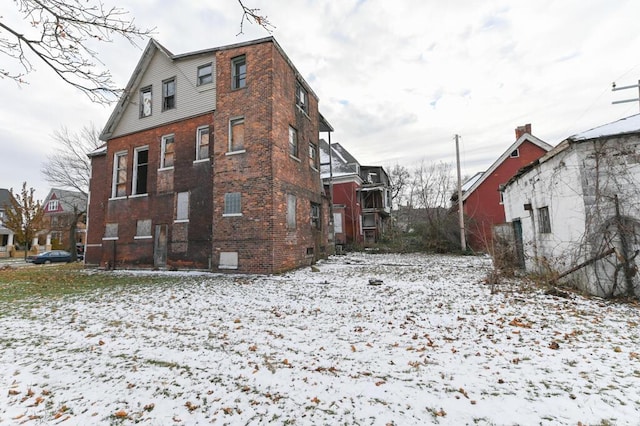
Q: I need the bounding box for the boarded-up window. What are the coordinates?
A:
[219,251,238,269]
[287,194,296,229]
[196,126,210,160]
[113,152,127,198]
[230,118,244,152]
[136,219,152,237]
[161,135,175,168]
[333,212,343,233]
[104,223,118,239]
[176,192,189,221]
[224,192,241,215]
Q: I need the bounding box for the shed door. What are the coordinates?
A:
[154,224,168,267]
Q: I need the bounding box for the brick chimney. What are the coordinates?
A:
[515,124,532,139]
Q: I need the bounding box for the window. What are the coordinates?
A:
[104,223,118,240]
[135,219,152,238]
[232,55,246,89]
[333,212,343,233]
[289,126,298,158]
[112,152,128,198]
[538,206,551,234]
[196,126,210,161]
[46,199,60,212]
[140,86,152,117]
[510,149,520,158]
[162,77,176,111]
[229,118,245,152]
[295,81,308,113]
[161,135,175,169]
[311,203,320,229]
[309,143,318,169]
[224,192,241,216]
[176,192,189,221]
[132,147,149,195]
[197,63,213,86]
[287,194,296,229]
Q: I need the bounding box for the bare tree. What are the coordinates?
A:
[2,1,272,103]
[387,163,410,208]
[4,182,44,260]
[1,0,154,103]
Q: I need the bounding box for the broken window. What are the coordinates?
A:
[289,126,298,158]
[140,86,152,117]
[162,77,176,111]
[112,151,128,198]
[196,126,210,160]
[161,135,175,169]
[310,202,320,229]
[538,206,551,234]
[132,147,149,195]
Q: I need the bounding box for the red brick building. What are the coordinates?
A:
[460,124,552,250]
[86,37,332,273]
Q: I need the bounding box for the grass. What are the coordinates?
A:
[0,263,179,308]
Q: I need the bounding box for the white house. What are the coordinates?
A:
[502,114,640,298]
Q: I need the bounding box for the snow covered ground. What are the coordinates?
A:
[1,252,639,425]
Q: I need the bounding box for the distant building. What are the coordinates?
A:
[86,37,333,272]
[0,189,15,257]
[39,189,87,253]
[455,124,552,250]
[319,140,391,246]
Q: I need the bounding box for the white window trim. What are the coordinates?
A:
[132,145,149,196]
[160,134,175,170]
[222,213,243,217]
[195,125,210,162]
[134,235,153,240]
[225,150,246,156]
[111,150,128,199]
[102,237,119,241]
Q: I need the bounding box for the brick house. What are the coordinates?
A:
[319,140,391,247]
[457,124,553,250]
[40,189,87,254]
[85,37,332,273]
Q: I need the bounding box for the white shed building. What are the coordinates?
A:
[502,114,640,298]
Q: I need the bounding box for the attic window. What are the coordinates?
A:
[140,86,152,118]
[510,149,520,158]
[162,77,176,111]
[197,63,213,85]
[47,199,60,212]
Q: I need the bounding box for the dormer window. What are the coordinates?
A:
[46,199,60,212]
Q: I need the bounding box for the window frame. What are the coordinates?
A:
[111,151,128,199]
[228,117,245,153]
[160,134,175,170]
[197,63,213,86]
[538,206,551,234]
[295,81,308,114]
[309,142,318,170]
[223,192,242,216]
[195,125,210,161]
[231,55,246,89]
[140,86,152,118]
[289,126,298,159]
[310,202,321,229]
[510,148,520,158]
[46,199,60,212]
[162,77,176,111]
[132,146,149,196]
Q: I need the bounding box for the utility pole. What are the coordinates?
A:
[455,134,466,251]
[612,79,640,112]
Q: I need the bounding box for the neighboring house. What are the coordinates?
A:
[456,124,553,250]
[503,114,640,298]
[86,37,332,273]
[319,140,391,246]
[0,189,15,257]
[39,189,87,252]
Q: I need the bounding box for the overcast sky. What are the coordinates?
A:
[2,0,640,199]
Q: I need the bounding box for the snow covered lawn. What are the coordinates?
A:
[1,252,639,425]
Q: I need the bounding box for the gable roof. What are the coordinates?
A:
[0,188,13,210]
[319,139,361,180]
[462,133,553,202]
[43,189,87,213]
[101,37,319,141]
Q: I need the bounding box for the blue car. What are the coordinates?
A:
[27,250,72,264]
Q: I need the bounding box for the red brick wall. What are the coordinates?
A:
[464,140,548,250]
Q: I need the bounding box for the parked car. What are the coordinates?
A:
[26,250,72,264]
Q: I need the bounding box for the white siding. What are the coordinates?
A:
[111,52,216,138]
